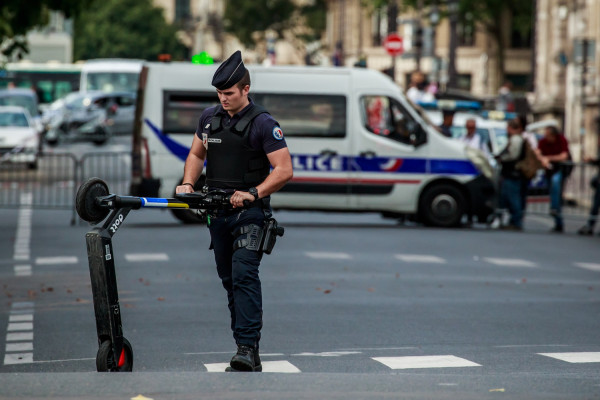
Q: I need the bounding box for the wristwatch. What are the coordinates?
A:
[249,187,259,201]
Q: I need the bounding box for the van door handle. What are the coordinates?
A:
[319,149,338,157]
[359,150,377,158]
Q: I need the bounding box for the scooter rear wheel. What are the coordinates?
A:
[96,338,133,372]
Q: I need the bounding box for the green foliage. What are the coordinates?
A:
[1,0,93,61]
[73,0,186,61]
[300,0,326,42]
[223,0,296,48]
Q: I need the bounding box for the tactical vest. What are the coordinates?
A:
[205,105,271,190]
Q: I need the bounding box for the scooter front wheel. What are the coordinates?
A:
[96,338,133,372]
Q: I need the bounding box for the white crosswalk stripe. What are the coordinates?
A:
[125,253,169,262]
[372,355,481,370]
[395,254,446,263]
[573,262,600,272]
[482,257,537,268]
[305,251,351,260]
[204,360,301,373]
[538,352,600,363]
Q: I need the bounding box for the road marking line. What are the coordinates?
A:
[395,254,446,263]
[9,314,33,322]
[573,262,600,272]
[14,265,32,277]
[35,256,78,265]
[125,253,169,262]
[292,351,361,357]
[3,353,33,365]
[6,332,33,341]
[482,257,537,268]
[13,195,32,262]
[305,252,351,260]
[538,352,600,363]
[372,355,481,370]
[4,297,34,366]
[205,360,301,373]
[7,322,33,332]
[11,302,34,310]
[6,342,33,352]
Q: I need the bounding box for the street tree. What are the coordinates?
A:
[73,0,186,61]
[223,0,296,48]
[0,0,93,62]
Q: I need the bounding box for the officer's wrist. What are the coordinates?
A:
[249,187,259,200]
[182,182,194,188]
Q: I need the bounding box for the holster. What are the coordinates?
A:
[233,217,284,255]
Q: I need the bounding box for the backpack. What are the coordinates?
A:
[515,139,542,179]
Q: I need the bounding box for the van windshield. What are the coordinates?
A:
[86,72,139,92]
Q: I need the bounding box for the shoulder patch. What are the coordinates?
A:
[272,126,284,141]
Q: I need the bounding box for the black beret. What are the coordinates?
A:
[212,50,248,90]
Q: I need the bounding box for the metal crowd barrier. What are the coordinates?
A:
[0,151,131,224]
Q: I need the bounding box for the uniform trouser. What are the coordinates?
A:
[208,207,265,348]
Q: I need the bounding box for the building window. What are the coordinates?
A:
[175,0,190,23]
[457,74,472,91]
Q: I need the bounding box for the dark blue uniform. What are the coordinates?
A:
[195,99,287,349]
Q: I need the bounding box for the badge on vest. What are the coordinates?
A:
[273,126,284,140]
[202,133,208,149]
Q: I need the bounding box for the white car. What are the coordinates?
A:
[0,106,40,169]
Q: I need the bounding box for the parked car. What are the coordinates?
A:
[0,106,40,169]
[0,88,44,134]
[45,91,136,146]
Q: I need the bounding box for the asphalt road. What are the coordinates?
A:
[0,202,599,399]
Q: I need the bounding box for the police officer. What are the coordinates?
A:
[176,51,293,372]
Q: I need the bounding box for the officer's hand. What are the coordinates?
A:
[230,190,254,208]
[175,184,194,194]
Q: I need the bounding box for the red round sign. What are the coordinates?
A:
[384,33,404,56]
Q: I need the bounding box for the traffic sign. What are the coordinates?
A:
[384,33,404,56]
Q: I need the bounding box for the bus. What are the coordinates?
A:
[80,59,143,93]
[133,62,495,226]
[0,62,82,104]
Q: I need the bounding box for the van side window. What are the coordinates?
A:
[253,93,346,138]
[362,96,417,145]
[163,91,219,134]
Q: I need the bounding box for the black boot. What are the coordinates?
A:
[228,344,261,372]
[577,224,594,235]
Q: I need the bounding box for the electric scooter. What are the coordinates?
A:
[75,177,275,371]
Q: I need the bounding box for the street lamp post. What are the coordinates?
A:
[447,0,459,89]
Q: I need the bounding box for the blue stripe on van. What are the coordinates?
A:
[144,118,190,162]
[146,119,478,176]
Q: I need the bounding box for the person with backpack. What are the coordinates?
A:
[514,115,541,213]
[538,125,570,233]
[495,119,526,230]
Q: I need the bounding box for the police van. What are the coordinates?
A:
[132,62,494,227]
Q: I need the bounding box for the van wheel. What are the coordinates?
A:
[419,184,465,227]
[170,177,207,224]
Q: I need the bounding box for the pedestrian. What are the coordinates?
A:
[538,125,570,232]
[406,71,427,104]
[514,115,541,213]
[176,50,293,372]
[577,155,600,235]
[496,119,526,230]
[438,110,454,138]
[497,81,514,112]
[459,118,487,154]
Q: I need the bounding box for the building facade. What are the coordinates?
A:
[533,0,599,160]
[325,0,533,97]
